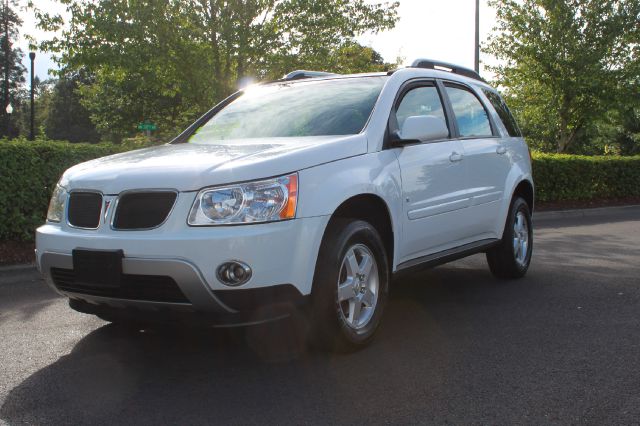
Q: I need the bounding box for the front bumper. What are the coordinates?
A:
[36,215,329,324]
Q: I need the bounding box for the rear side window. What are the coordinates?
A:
[445,85,493,138]
[395,85,448,135]
[482,89,522,137]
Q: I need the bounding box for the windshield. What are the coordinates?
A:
[190,76,387,142]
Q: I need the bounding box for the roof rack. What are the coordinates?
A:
[410,59,484,82]
[283,70,340,81]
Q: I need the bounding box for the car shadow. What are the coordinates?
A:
[0,261,511,425]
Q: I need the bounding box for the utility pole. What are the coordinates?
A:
[2,0,9,136]
[29,52,35,141]
[474,0,480,74]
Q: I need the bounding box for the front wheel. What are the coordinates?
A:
[486,196,533,279]
[309,219,389,351]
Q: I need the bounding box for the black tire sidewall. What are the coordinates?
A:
[507,197,533,274]
[311,219,389,348]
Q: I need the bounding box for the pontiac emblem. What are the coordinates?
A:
[103,199,112,223]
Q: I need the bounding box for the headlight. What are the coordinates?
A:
[47,183,68,223]
[188,173,298,225]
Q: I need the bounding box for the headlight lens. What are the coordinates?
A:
[188,173,298,225]
[47,183,68,223]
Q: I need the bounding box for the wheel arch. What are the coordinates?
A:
[513,179,535,212]
[495,176,535,239]
[326,193,395,269]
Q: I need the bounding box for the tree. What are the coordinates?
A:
[315,41,396,75]
[485,0,640,153]
[45,72,100,143]
[31,0,399,142]
[0,0,26,138]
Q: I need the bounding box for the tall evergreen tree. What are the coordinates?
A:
[0,0,25,138]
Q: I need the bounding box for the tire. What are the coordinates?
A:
[486,196,533,279]
[309,219,390,352]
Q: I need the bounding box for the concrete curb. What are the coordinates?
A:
[1,205,638,274]
[0,263,36,274]
[534,204,640,222]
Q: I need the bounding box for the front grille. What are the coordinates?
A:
[68,192,102,228]
[50,267,190,303]
[112,191,177,230]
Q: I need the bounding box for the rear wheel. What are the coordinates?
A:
[486,196,533,279]
[309,219,389,351]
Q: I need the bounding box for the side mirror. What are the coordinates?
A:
[396,115,449,143]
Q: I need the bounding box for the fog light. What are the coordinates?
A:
[217,261,252,286]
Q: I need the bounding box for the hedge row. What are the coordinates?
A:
[1,140,639,242]
[0,140,128,241]
[531,152,640,202]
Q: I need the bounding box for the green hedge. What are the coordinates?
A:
[532,153,640,202]
[0,140,128,241]
[1,141,639,242]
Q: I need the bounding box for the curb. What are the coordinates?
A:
[1,204,638,274]
[0,263,37,274]
[534,204,640,222]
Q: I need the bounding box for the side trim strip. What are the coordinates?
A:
[408,197,471,220]
[395,238,500,277]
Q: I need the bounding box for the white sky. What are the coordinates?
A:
[18,0,498,80]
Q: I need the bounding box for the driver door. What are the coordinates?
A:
[393,82,470,264]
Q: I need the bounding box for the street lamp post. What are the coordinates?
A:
[29,52,35,141]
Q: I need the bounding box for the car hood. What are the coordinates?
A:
[61,135,367,193]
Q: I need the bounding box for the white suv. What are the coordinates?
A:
[37,59,534,350]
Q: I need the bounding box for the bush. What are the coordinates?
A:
[0,139,129,241]
[1,140,639,242]
[532,152,640,202]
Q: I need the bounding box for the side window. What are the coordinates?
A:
[445,85,493,138]
[395,85,449,137]
[482,89,522,137]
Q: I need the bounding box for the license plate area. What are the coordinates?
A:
[72,249,124,288]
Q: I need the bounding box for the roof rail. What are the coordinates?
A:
[410,59,485,82]
[283,70,339,81]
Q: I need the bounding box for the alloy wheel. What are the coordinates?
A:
[337,244,380,330]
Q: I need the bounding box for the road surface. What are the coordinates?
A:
[1,208,639,425]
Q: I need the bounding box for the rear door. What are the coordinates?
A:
[442,82,511,239]
[393,81,470,263]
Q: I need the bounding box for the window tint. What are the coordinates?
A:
[482,89,522,137]
[395,86,448,136]
[190,77,387,141]
[445,85,493,138]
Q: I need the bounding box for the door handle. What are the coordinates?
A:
[449,152,464,162]
[496,145,507,155]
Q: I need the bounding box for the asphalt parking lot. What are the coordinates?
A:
[1,207,639,425]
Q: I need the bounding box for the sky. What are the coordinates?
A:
[18,0,498,80]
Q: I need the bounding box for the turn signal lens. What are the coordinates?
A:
[280,174,298,219]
